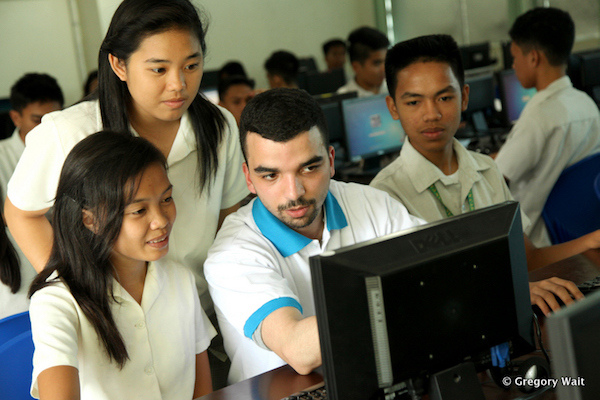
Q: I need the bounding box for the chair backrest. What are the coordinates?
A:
[542,153,600,244]
[0,330,35,400]
[0,311,31,347]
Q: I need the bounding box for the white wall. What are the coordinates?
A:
[90,0,375,89]
[0,0,85,106]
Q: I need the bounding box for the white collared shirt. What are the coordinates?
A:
[7,100,249,313]
[370,138,530,229]
[0,128,24,204]
[30,260,216,400]
[337,78,388,98]
[495,76,600,246]
[205,180,424,383]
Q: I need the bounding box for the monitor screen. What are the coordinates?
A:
[341,95,405,162]
[497,69,537,125]
[548,289,600,400]
[311,202,534,400]
[316,92,358,146]
[463,73,496,133]
[200,88,219,105]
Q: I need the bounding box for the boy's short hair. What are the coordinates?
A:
[385,34,465,97]
[218,75,255,101]
[264,51,299,86]
[322,39,347,56]
[509,7,574,67]
[347,26,389,64]
[219,61,248,81]
[239,88,328,161]
[10,73,64,112]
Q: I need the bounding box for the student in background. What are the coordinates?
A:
[322,38,347,72]
[4,0,248,389]
[495,8,600,247]
[29,131,215,399]
[205,88,424,383]
[337,26,389,97]
[83,70,99,97]
[218,61,248,81]
[0,73,64,204]
[264,50,300,89]
[369,34,591,316]
[218,75,255,126]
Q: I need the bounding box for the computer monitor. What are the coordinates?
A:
[548,289,600,400]
[341,94,405,168]
[200,69,220,90]
[460,42,494,70]
[501,41,513,70]
[568,50,600,104]
[315,91,358,146]
[200,88,219,105]
[305,69,346,96]
[311,201,534,400]
[462,73,496,134]
[497,69,537,126]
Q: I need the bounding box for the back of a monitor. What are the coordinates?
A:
[548,290,600,400]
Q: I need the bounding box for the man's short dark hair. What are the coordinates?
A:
[264,51,299,86]
[239,88,328,161]
[322,39,347,56]
[218,75,255,101]
[347,26,389,64]
[385,34,465,97]
[509,7,574,67]
[219,61,248,81]
[10,73,64,112]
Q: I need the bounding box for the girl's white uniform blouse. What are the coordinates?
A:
[7,100,249,314]
[29,260,216,400]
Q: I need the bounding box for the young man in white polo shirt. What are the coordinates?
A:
[370,34,588,317]
[204,88,424,384]
[495,8,600,247]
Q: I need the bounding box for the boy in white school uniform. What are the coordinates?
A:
[0,73,63,205]
[337,27,389,97]
[495,8,600,247]
[204,88,425,384]
[370,34,590,317]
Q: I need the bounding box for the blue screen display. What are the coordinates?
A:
[341,95,405,161]
[500,70,537,124]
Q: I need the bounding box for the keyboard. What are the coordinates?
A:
[577,275,600,294]
[282,383,327,400]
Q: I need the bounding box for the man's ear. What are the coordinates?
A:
[108,53,127,82]
[8,110,22,128]
[461,83,470,112]
[242,162,257,194]
[82,209,98,233]
[386,95,400,120]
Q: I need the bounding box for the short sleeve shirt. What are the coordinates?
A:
[7,100,249,312]
[337,78,388,98]
[370,138,531,230]
[495,76,600,246]
[29,260,216,400]
[0,128,24,205]
[205,180,425,383]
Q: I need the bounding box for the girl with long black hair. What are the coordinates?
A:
[29,131,216,399]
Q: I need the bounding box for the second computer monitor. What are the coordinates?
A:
[341,94,405,164]
[497,69,537,126]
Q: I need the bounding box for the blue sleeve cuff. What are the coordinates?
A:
[243,297,303,339]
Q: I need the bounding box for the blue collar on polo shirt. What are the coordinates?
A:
[252,191,348,257]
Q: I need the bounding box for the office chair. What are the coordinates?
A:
[542,153,600,244]
[0,311,31,346]
[0,330,35,400]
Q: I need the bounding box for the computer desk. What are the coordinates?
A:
[197,254,600,400]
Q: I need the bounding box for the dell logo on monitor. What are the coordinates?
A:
[409,230,462,253]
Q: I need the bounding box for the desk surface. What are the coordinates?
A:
[199,254,600,400]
